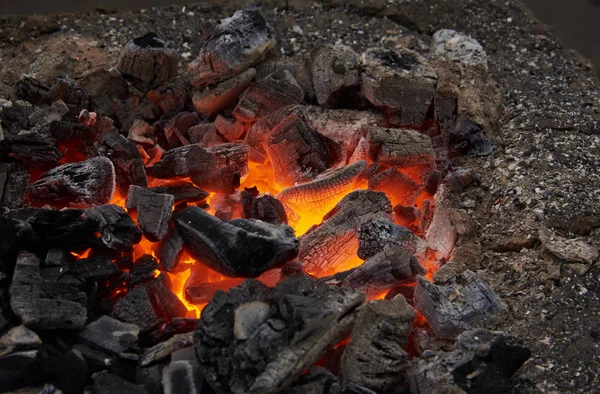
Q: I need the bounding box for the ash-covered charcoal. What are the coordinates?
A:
[164,111,197,149]
[206,142,250,177]
[117,32,177,90]
[233,69,304,122]
[0,162,29,208]
[425,186,456,258]
[414,271,507,340]
[84,204,142,251]
[341,296,415,393]
[256,57,315,102]
[78,315,140,356]
[112,285,163,332]
[127,254,159,287]
[146,143,217,179]
[429,29,489,70]
[266,110,344,187]
[10,251,87,330]
[311,43,361,108]
[47,77,92,117]
[147,77,190,118]
[150,182,209,203]
[28,100,69,127]
[446,116,494,156]
[112,96,140,134]
[192,68,256,118]
[188,10,275,88]
[408,329,531,394]
[357,219,426,259]
[127,185,174,242]
[241,190,287,225]
[195,275,366,394]
[243,105,294,158]
[321,246,426,298]
[175,206,298,278]
[156,226,183,272]
[368,166,423,206]
[360,47,437,126]
[99,129,149,194]
[215,114,245,141]
[277,161,366,214]
[27,156,115,208]
[128,119,155,147]
[92,370,148,394]
[299,190,393,275]
[14,75,51,105]
[365,126,435,167]
[162,358,204,394]
[190,143,249,194]
[187,122,224,146]
[283,367,376,394]
[141,331,194,367]
[70,256,121,281]
[0,129,63,167]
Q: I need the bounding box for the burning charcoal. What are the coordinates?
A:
[162,359,203,394]
[84,204,143,251]
[100,129,149,193]
[92,371,148,394]
[187,123,224,146]
[244,105,295,157]
[185,278,244,305]
[1,129,63,167]
[190,143,249,194]
[241,190,287,225]
[394,205,420,228]
[207,142,249,178]
[128,119,155,147]
[117,32,177,90]
[141,331,194,367]
[341,296,415,393]
[414,271,507,339]
[408,329,530,394]
[146,143,217,179]
[299,190,393,275]
[419,199,433,233]
[311,43,361,108]
[10,251,87,330]
[233,69,304,122]
[127,254,159,287]
[148,77,190,118]
[112,285,163,332]
[368,166,423,206]
[78,316,140,355]
[192,68,256,117]
[70,256,121,281]
[176,206,298,278]
[0,162,29,208]
[366,126,434,167]
[195,276,365,394]
[164,111,197,149]
[385,284,416,305]
[47,77,91,117]
[156,227,183,272]
[14,75,51,105]
[188,10,275,88]
[127,185,174,242]
[283,367,376,394]
[28,156,115,208]
[112,96,140,133]
[215,114,245,141]
[277,160,366,215]
[147,277,189,320]
[44,248,68,268]
[321,246,426,298]
[447,116,494,156]
[28,100,69,127]
[266,110,343,187]
[360,47,437,126]
[150,182,209,203]
[425,187,456,258]
[357,219,426,259]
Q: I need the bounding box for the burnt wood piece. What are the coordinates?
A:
[311,43,361,108]
[357,219,426,259]
[276,160,366,213]
[99,129,149,194]
[0,100,34,134]
[164,111,197,149]
[117,32,177,90]
[156,226,183,272]
[215,115,245,141]
[244,105,295,158]
[394,204,420,228]
[187,123,224,146]
[256,57,315,102]
[27,156,115,208]
[299,190,393,275]
[241,191,287,225]
[14,75,51,105]
[184,277,243,305]
[28,100,69,127]
[84,204,142,251]
[162,359,204,394]
[0,130,63,167]
[146,143,217,179]
[141,331,194,367]
[447,116,494,156]
[112,285,163,332]
[127,254,159,287]
[150,182,209,203]
[368,166,423,206]
[127,185,174,242]
[341,296,415,393]
[366,126,434,167]
[360,47,437,126]
[195,275,366,394]
[233,69,304,122]
[266,110,343,187]
[70,256,121,281]
[148,77,190,118]
[128,119,155,147]
[419,199,433,233]
[425,187,456,258]
[44,248,68,268]
[147,276,189,320]
[92,371,148,394]
[408,329,531,394]
[192,68,256,118]
[190,143,249,194]
[47,77,91,117]
[321,246,426,298]
[112,96,139,133]
[282,367,376,394]
[385,284,416,305]
[0,162,29,208]
[9,251,87,330]
[175,206,298,278]
[78,315,140,355]
[414,271,507,339]
[188,10,275,88]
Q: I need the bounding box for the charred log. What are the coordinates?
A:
[147,276,189,320]
[189,143,249,194]
[126,185,174,242]
[184,278,243,304]
[187,123,224,146]
[128,119,155,147]
[447,116,494,156]
[164,111,197,149]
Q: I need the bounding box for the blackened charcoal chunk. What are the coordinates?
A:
[14,75,51,105]
[117,33,177,90]
[28,156,115,208]
[0,129,63,168]
[175,206,298,278]
[150,182,209,203]
[70,256,121,281]
[192,68,256,118]
[92,371,148,394]
[357,219,426,259]
[112,286,163,332]
[311,43,361,108]
[156,226,183,272]
[47,77,92,117]
[414,271,507,339]
[283,367,376,394]
[0,100,34,134]
[99,129,148,194]
[84,204,142,251]
[78,315,140,355]
[127,185,174,242]
[365,126,434,167]
[162,359,204,394]
[447,116,494,156]
[148,77,191,118]
[146,144,217,179]
[241,190,287,225]
[128,254,159,287]
[188,10,275,88]
[44,248,68,267]
[147,277,189,320]
[0,162,29,208]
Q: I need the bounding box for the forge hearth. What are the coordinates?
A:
[0,2,571,393]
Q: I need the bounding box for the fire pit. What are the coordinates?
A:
[1,1,599,393]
